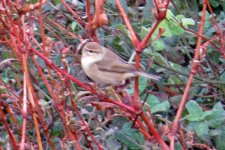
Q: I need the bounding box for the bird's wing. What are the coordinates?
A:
[96,47,136,73]
[99,61,136,73]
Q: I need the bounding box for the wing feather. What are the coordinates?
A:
[95,47,135,73]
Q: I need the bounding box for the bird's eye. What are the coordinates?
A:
[89,50,94,53]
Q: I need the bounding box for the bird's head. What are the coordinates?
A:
[82,42,104,60]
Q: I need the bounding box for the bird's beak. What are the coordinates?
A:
[76,39,90,55]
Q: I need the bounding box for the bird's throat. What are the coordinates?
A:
[81,57,98,73]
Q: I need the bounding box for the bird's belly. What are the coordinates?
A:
[81,58,126,85]
[96,71,126,85]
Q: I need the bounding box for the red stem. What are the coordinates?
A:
[60,0,86,28]
[116,0,139,48]
[172,0,207,134]
[133,52,141,110]
[115,0,170,148]
[21,54,28,150]
[206,2,225,56]
[86,0,92,22]
[0,107,18,149]
[71,100,103,150]
[139,21,161,51]
[32,54,82,150]
[140,112,169,150]
[38,0,47,53]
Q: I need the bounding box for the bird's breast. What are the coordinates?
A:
[81,57,102,82]
[81,57,96,71]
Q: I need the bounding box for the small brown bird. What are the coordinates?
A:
[81,42,160,85]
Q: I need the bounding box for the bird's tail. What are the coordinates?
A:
[135,72,161,80]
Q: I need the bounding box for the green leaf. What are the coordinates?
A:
[39,99,52,109]
[52,55,62,66]
[210,51,221,64]
[181,18,195,27]
[145,95,170,113]
[127,77,147,94]
[152,101,170,113]
[51,123,64,137]
[156,10,195,36]
[106,135,121,150]
[195,121,210,142]
[120,0,129,14]
[175,141,183,150]
[152,39,165,51]
[144,50,169,67]
[209,0,219,7]
[2,52,8,59]
[116,24,130,39]
[186,121,198,131]
[206,102,225,128]
[106,1,116,8]
[71,22,77,32]
[211,126,225,150]
[146,95,160,107]
[54,0,60,5]
[143,0,154,19]
[222,2,225,11]
[220,72,225,82]
[140,26,149,39]
[1,71,9,83]
[185,100,205,121]
[115,122,145,150]
[140,27,165,51]
[138,76,148,93]
[158,20,183,36]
